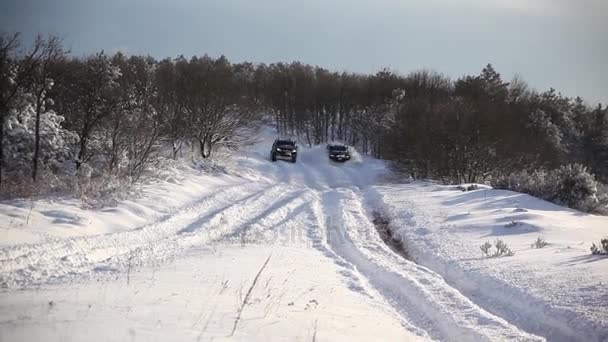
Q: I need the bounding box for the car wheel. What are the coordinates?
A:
[271,153,277,162]
[291,156,297,163]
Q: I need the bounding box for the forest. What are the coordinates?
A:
[1,34,607,212]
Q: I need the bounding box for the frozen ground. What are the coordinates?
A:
[1,246,418,341]
[0,126,606,341]
[376,183,608,341]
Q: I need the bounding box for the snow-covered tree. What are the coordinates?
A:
[23,35,66,180]
[3,104,77,177]
[0,33,21,185]
[584,105,608,182]
[551,164,598,210]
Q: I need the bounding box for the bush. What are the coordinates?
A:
[77,174,134,208]
[586,183,608,215]
[0,166,77,199]
[492,169,555,199]
[0,167,133,207]
[480,239,515,257]
[531,237,548,249]
[3,104,77,178]
[590,238,608,255]
[505,221,521,228]
[552,164,598,210]
[480,241,492,257]
[493,239,515,257]
[457,184,480,192]
[492,164,602,213]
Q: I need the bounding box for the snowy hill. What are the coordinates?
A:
[377,183,608,341]
[0,127,606,341]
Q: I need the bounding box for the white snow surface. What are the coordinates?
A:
[0,126,606,341]
[375,183,608,341]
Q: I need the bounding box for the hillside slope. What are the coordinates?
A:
[1,127,605,341]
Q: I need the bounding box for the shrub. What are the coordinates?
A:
[585,184,608,215]
[552,164,598,210]
[531,237,548,249]
[505,221,521,228]
[3,105,77,179]
[590,238,608,255]
[457,184,480,192]
[0,166,77,199]
[480,239,515,257]
[492,164,602,213]
[492,169,555,199]
[480,241,492,257]
[493,239,515,257]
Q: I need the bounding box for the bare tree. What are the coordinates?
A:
[51,52,120,169]
[113,54,162,181]
[25,35,66,181]
[156,57,188,159]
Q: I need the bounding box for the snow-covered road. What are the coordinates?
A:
[1,129,605,341]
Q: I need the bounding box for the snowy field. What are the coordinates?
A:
[0,127,607,341]
[377,184,608,341]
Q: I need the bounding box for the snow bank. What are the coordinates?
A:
[376,182,608,341]
[0,159,241,247]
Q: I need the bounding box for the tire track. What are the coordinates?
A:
[0,182,274,288]
[313,187,542,342]
[0,181,253,264]
[217,188,311,243]
[0,141,552,340]
[370,185,593,342]
[99,183,298,273]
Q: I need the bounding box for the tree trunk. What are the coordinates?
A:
[109,117,121,172]
[199,135,212,159]
[76,117,96,170]
[32,88,47,181]
[305,126,312,148]
[198,139,207,159]
[76,135,88,169]
[172,140,181,159]
[0,106,5,186]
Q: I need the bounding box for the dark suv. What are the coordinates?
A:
[327,144,351,162]
[271,139,298,163]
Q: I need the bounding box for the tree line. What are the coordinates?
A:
[1,33,607,202]
[262,63,607,185]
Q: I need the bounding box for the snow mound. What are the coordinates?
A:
[378,182,608,341]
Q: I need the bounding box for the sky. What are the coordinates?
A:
[1,0,606,104]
